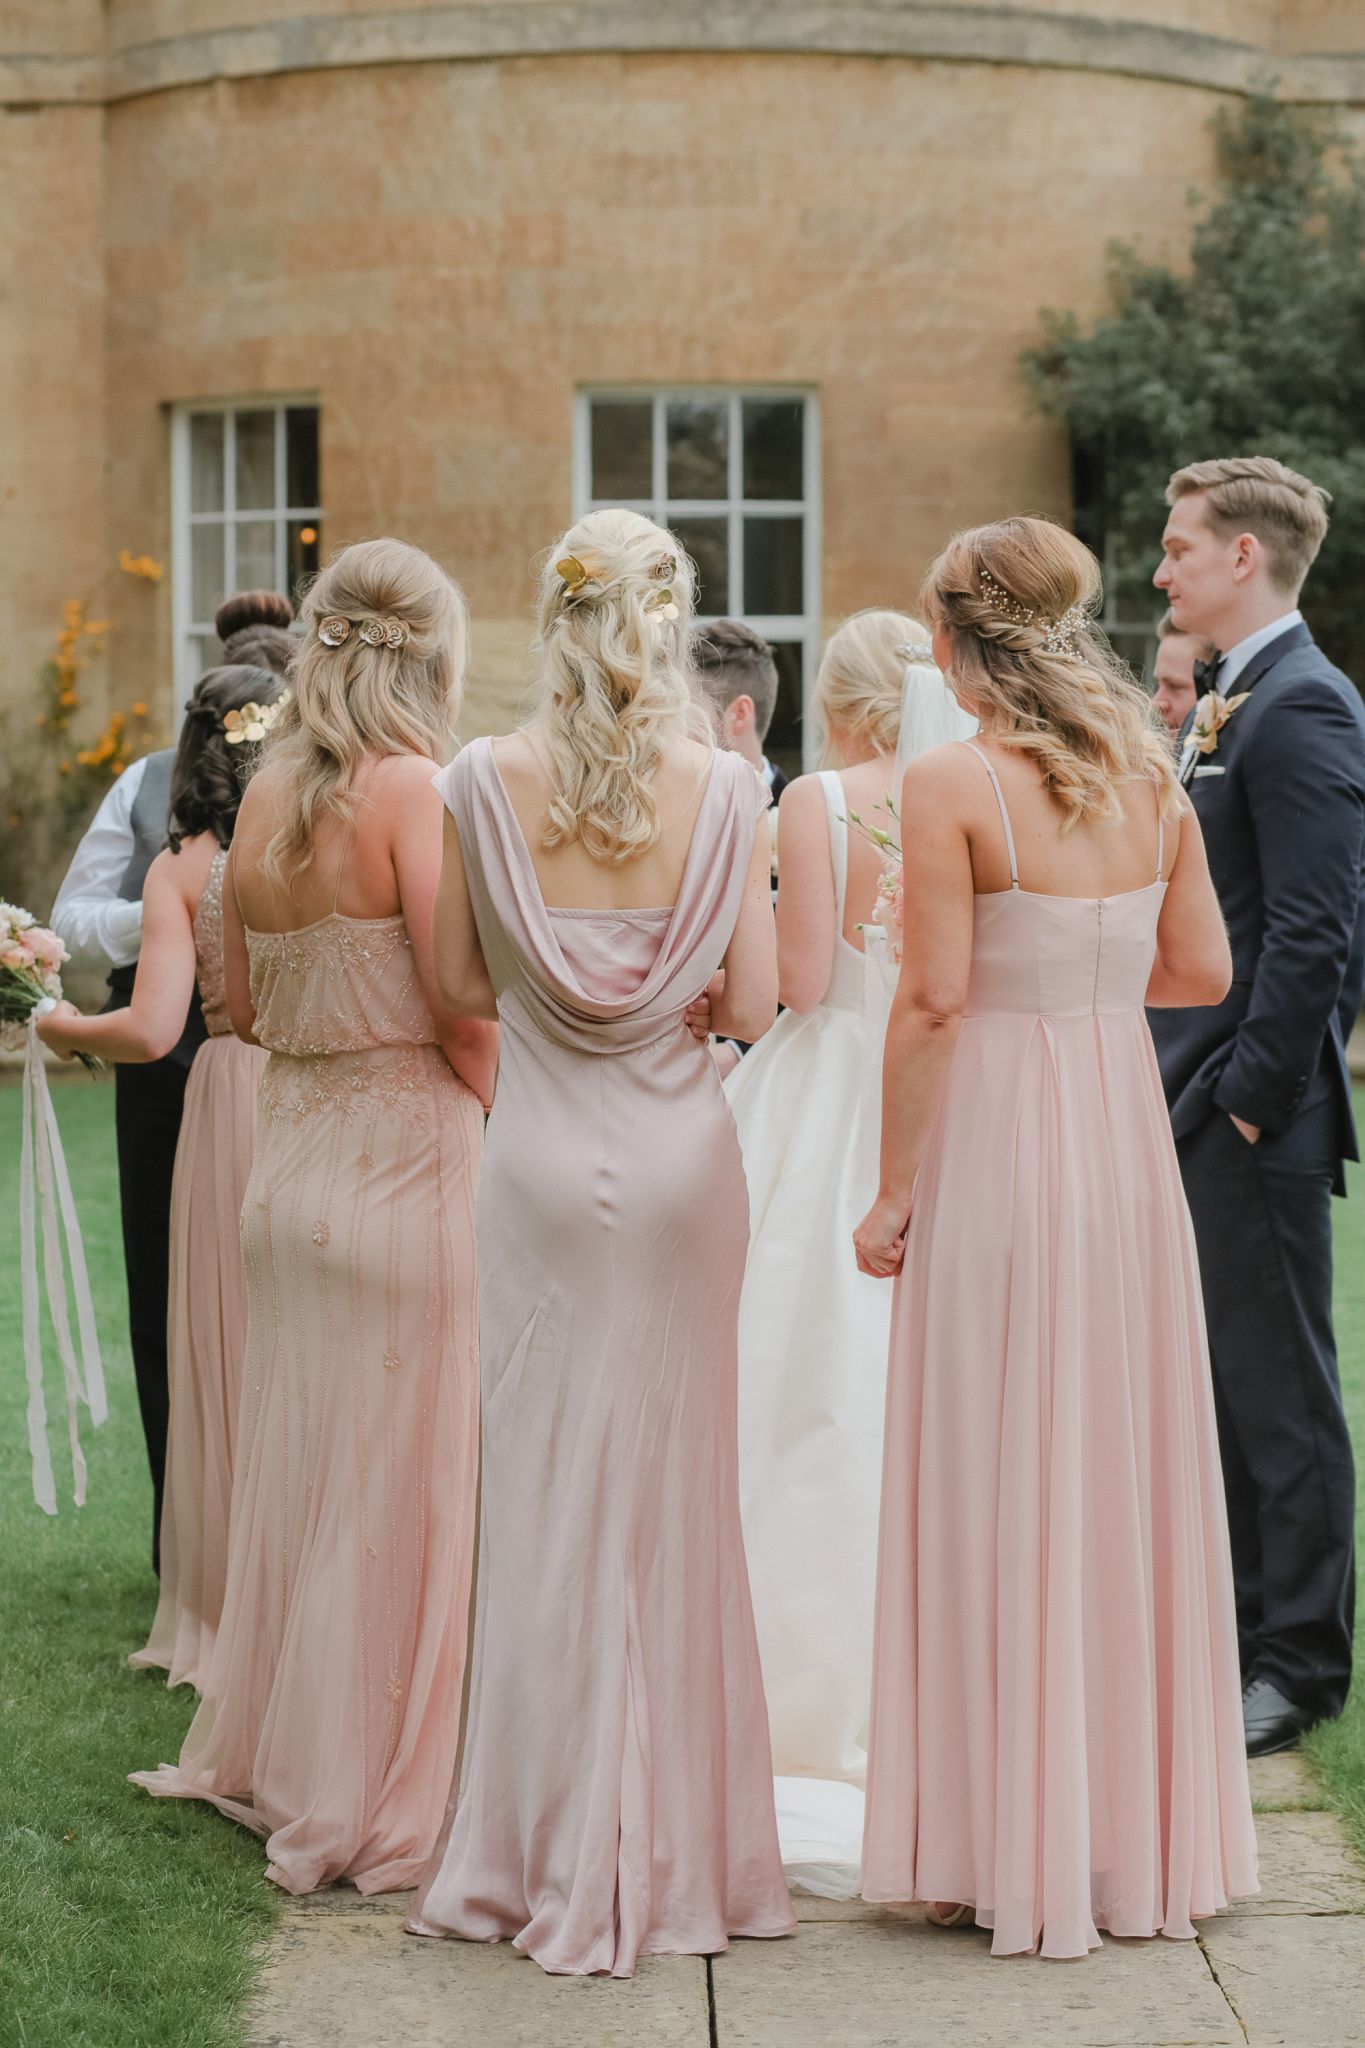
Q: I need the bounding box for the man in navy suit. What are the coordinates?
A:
[1150,456,1365,1756]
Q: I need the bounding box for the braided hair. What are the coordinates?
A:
[166,663,283,853]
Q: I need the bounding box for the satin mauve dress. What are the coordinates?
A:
[133,889,483,1895]
[129,849,266,1692]
[410,738,796,1977]
[861,743,1259,1957]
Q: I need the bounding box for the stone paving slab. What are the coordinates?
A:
[711,1921,1241,2048]
[247,1893,710,2047]
[1247,1750,1326,1811]
[1200,1912,1365,2046]
[1230,1809,1365,1916]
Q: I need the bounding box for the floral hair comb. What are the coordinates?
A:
[223,691,288,745]
[318,615,409,650]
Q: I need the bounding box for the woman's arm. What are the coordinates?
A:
[773,775,837,1013]
[37,849,199,1064]
[854,756,976,1278]
[431,807,499,1024]
[387,761,499,1108]
[1145,796,1233,1010]
[710,813,779,1042]
[222,843,262,1045]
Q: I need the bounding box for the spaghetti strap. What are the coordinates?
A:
[960,740,1020,889]
[817,771,849,931]
[1154,784,1166,883]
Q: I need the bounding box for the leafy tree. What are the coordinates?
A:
[1025,95,1365,684]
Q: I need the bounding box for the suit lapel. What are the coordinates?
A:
[1178,621,1315,788]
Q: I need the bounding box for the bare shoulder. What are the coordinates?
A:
[900,738,981,809]
[368,750,443,811]
[775,771,827,825]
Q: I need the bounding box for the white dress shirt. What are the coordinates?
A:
[50,754,149,967]
[1217,610,1303,695]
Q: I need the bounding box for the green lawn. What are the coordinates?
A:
[0,1076,277,2048]
[1,1080,1363,2046]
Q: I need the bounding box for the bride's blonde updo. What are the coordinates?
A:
[921,517,1177,825]
[815,608,928,764]
[533,507,713,865]
[261,537,468,886]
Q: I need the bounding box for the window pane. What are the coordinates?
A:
[286,407,320,509]
[742,399,804,501]
[190,414,225,514]
[235,410,276,512]
[743,515,803,615]
[288,518,322,597]
[191,522,226,625]
[235,518,276,593]
[765,640,805,782]
[673,516,729,616]
[667,399,727,500]
[192,633,223,678]
[590,400,652,499]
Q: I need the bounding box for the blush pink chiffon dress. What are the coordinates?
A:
[128,849,266,1692]
[408,739,796,1977]
[133,881,483,1895]
[861,742,1259,1957]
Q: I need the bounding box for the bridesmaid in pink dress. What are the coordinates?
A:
[409,509,795,1975]
[38,664,282,1691]
[855,518,1258,1958]
[133,540,497,1894]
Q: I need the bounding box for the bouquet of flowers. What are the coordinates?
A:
[846,798,903,963]
[0,904,101,1071]
[1,901,106,1512]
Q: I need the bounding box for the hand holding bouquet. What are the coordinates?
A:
[0,905,102,1071]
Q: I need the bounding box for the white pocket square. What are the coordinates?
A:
[1193,764,1226,778]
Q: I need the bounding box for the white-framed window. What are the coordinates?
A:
[573,388,821,774]
[170,400,322,709]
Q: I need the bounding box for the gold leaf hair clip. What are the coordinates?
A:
[645,586,680,623]
[223,692,288,746]
[556,555,594,597]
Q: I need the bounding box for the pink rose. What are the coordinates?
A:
[29,927,67,968]
[0,936,36,970]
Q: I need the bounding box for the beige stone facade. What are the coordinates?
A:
[2,2,1362,867]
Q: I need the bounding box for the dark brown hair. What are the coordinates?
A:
[214,589,296,675]
[691,619,780,741]
[167,664,283,854]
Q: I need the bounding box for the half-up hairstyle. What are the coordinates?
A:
[167,664,282,853]
[921,517,1178,825]
[534,507,714,864]
[261,538,468,888]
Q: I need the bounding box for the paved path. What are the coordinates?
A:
[248,1755,1365,2047]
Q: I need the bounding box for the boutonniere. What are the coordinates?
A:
[1190,690,1250,756]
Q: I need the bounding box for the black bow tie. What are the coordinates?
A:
[1193,652,1223,694]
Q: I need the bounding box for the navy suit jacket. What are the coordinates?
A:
[1147,621,1365,1177]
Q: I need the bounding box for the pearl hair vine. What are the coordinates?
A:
[976,567,1087,660]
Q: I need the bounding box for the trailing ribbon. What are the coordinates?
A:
[20,1002,106,1513]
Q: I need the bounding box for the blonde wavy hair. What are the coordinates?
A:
[533,507,713,864]
[921,517,1178,824]
[261,538,468,887]
[815,608,928,765]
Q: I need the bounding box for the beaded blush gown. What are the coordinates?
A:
[861,742,1258,1957]
[129,849,266,1693]
[408,740,796,1977]
[133,875,483,1896]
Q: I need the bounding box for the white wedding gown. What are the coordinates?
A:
[725,770,894,1896]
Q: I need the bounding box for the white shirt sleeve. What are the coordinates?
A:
[49,755,149,968]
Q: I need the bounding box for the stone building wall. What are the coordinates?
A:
[2,2,1362,889]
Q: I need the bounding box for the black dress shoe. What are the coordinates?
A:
[1242,1677,1316,1758]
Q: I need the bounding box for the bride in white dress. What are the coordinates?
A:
[725,610,976,1892]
